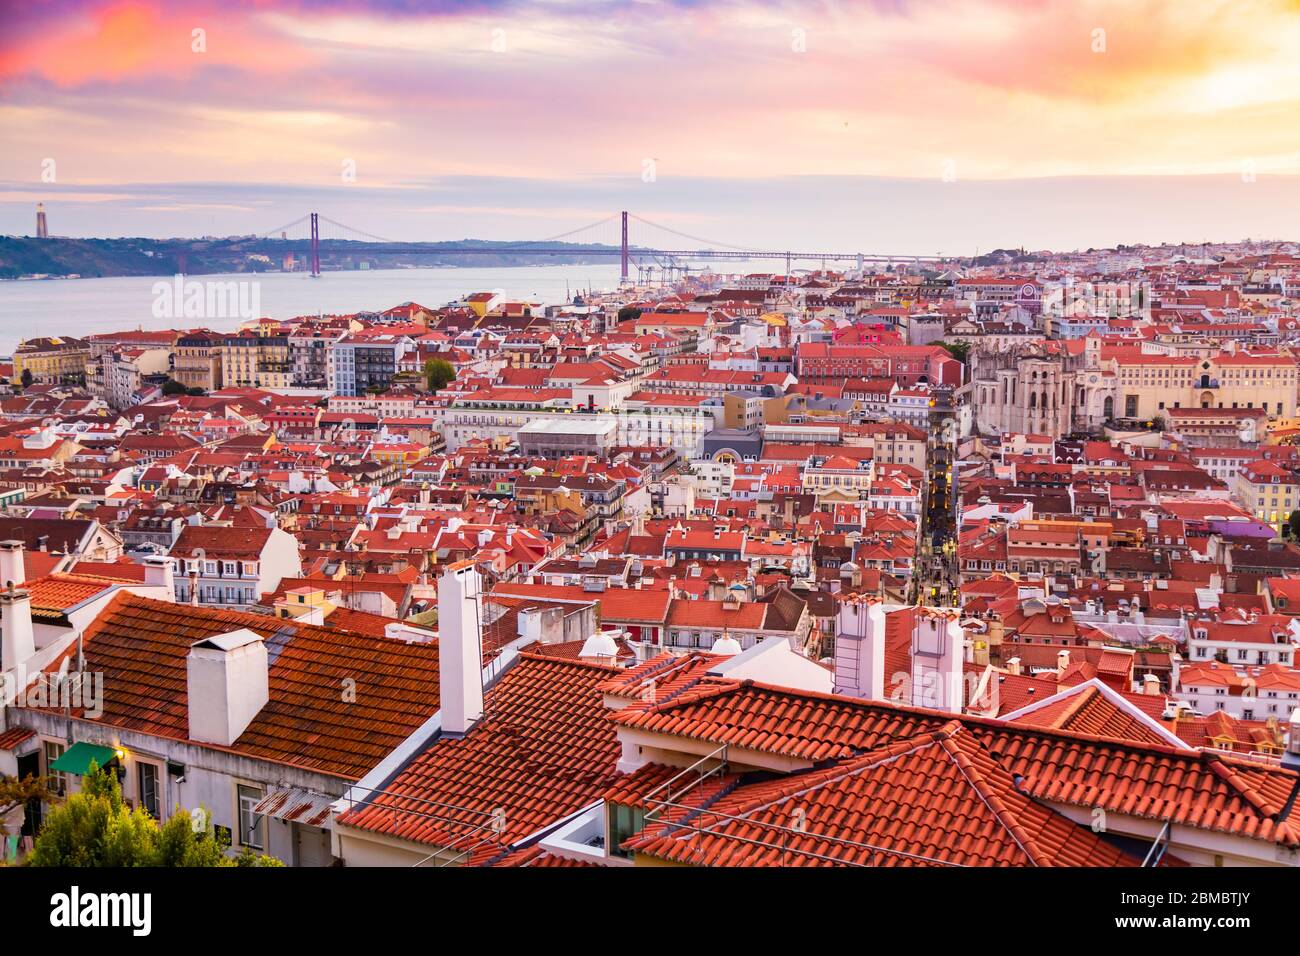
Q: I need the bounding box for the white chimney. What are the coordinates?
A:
[143,555,175,594]
[0,540,25,588]
[1285,708,1300,769]
[438,561,483,736]
[833,600,887,700]
[911,613,965,714]
[1142,673,1161,696]
[1057,649,1071,675]
[0,585,35,676]
[186,629,269,746]
[1006,657,1022,676]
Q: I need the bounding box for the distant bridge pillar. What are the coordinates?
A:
[620,211,629,285]
[310,212,321,277]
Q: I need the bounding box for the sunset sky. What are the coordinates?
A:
[4,0,1300,253]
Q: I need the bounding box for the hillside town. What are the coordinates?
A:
[5,240,1300,870]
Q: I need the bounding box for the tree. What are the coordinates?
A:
[936,340,971,364]
[0,773,54,841]
[423,358,456,392]
[1287,509,1300,540]
[19,368,33,389]
[25,764,282,867]
[162,379,205,397]
[617,305,642,324]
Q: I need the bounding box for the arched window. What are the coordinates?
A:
[1029,392,1037,409]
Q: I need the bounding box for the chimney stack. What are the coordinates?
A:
[833,599,887,700]
[1057,649,1071,675]
[1006,657,1022,676]
[1284,708,1300,770]
[911,613,965,714]
[143,555,175,595]
[0,540,25,588]
[188,569,199,606]
[186,629,269,746]
[438,561,484,736]
[0,584,35,676]
[1141,673,1161,696]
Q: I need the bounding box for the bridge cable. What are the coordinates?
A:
[627,213,780,255]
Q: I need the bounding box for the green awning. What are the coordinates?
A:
[49,742,118,776]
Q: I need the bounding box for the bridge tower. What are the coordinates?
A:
[620,211,629,285]
[310,212,321,277]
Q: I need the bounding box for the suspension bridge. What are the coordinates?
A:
[214,211,943,282]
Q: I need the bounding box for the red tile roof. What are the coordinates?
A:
[609,671,1300,847]
[1005,681,1174,747]
[25,593,440,780]
[622,721,1148,867]
[0,726,35,751]
[335,653,622,861]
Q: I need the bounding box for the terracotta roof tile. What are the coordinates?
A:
[623,722,1150,867]
[23,593,440,780]
[609,673,1300,847]
[335,653,622,861]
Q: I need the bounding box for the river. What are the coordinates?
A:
[0,265,637,355]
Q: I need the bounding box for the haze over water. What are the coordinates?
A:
[0,265,633,355]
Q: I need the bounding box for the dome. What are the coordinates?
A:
[579,630,619,660]
[710,635,743,656]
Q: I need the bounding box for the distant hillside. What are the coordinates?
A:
[0,235,620,279]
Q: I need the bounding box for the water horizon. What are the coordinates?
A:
[0,264,643,356]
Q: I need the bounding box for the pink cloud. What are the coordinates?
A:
[0,1,315,87]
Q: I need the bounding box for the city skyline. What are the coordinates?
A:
[4,0,1300,251]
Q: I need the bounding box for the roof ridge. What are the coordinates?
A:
[937,728,1050,867]
[701,723,959,820]
[1203,753,1283,820]
[1044,683,1099,730]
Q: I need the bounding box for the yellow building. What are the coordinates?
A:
[802,454,875,498]
[173,331,224,392]
[1112,350,1299,421]
[1235,459,1300,528]
[219,331,291,389]
[13,336,90,384]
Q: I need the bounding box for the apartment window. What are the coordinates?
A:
[43,740,67,795]
[237,784,266,850]
[138,762,160,818]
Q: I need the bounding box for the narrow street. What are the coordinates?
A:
[913,388,960,607]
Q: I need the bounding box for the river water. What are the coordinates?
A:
[0,264,636,355]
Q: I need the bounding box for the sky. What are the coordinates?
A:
[3,0,1300,254]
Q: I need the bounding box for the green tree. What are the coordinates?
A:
[1287,509,1300,540]
[19,368,33,389]
[617,305,642,324]
[26,764,282,867]
[936,340,971,364]
[423,358,456,392]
